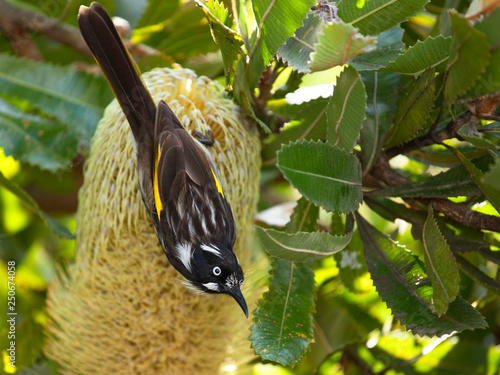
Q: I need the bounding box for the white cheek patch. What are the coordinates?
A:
[200,244,222,258]
[202,282,219,292]
[175,242,193,272]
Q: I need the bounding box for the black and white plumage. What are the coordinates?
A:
[78,2,247,317]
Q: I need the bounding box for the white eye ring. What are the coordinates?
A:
[213,266,221,276]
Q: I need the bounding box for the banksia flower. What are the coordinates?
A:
[45,68,261,374]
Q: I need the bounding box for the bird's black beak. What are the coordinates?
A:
[227,287,248,318]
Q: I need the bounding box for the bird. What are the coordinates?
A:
[78,2,248,317]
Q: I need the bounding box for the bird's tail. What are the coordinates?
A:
[78,2,156,141]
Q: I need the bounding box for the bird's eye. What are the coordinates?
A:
[213,266,221,276]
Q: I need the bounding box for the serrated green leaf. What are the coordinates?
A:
[468,8,500,97]
[197,0,244,84]
[309,21,376,72]
[327,65,367,151]
[422,207,460,315]
[249,259,315,366]
[364,196,490,254]
[277,140,363,214]
[256,227,352,262]
[356,213,487,337]
[0,99,77,172]
[369,155,491,198]
[0,171,74,239]
[350,26,404,71]
[337,0,429,36]
[278,13,324,73]
[360,71,401,172]
[455,254,500,295]
[248,0,315,89]
[384,36,452,75]
[262,98,329,164]
[458,126,499,149]
[445,11,491,106]
[0,54,113,146]
[446,144,500,213]
[385,68,435,147]
[287,196,319,233]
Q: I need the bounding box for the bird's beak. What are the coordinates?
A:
[226,286,248,318]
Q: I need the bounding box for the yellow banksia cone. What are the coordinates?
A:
[45,68,261,374]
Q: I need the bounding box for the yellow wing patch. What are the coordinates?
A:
[211,168,225,199]
[153,144,163,218]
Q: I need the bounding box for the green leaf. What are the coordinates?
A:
[350,26,404,71]
[458,126,499,149]
[262,98,329,164]
[422,207,460,315]
[483,154,500,188]
[356,213,487,337]
[385,68,435,147]
[286,196,319,233]
[364,197,490,254]
[309,21,376,72]
[135,0,180,28]
[0,171,74,239]
[326,65,367,151]
[0,54,113,146]
[455,254,500,295]
[369,155,491,198]
[197,0,244,84]
[277,140,363,214]
[360,71,401,172]
[278,13,324,73]
[0,99,77,172]
[248,0,315,89]
[249,259,315,366]
[446,144,500,213]
[384,36,452,75]
[468,8,500,96]
[337,0,430,36]
[445,11,491,106]
[256,227,352,262]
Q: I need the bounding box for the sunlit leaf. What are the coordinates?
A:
[384,36,451,75]
[197,0,244,84]
[422,207,460,315]
[309,21,376,72]
[278,13,324,73]
[277,140,363,213]
[337,0,430,36]
[350,26,404,71]
[248,0,314,89]
[326,65,367,151]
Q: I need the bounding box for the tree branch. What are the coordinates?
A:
[369,153,500,232]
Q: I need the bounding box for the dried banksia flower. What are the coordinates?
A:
[45,68,261,374]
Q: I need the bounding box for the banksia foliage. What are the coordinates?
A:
[45,68,261,374]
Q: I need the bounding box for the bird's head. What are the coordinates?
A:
[177,242,248,317]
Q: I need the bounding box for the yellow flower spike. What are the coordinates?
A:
[45,68,262,374]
